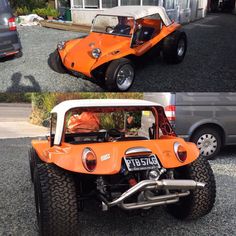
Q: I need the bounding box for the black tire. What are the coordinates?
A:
[191,127,222,160]
[167,156,216,220]
[105,58,135,91]
[163,30,187,64]
[28,147,42,183]
[34,164,79,236]
[48,49,66,74]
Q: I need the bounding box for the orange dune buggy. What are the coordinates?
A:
[29,99,215,236]
[48,6,187,91]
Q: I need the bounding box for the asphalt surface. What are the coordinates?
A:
[0,13,236,92]
[0,103,31,122]
[0,103,48,138]
[0,137,236,236]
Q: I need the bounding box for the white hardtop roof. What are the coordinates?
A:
[98,6,172,26]
[51,99,161,114]
[51,99,162,145]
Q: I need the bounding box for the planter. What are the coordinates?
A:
[47,16,53,20]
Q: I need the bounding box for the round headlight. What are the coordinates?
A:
[91,48,101,58]
[57,41,66,50]
[82,147,97,172]
[174,142,187,162]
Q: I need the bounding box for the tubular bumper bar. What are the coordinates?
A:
[105,179,205,210]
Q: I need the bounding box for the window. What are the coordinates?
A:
[64,108,156,144]
[163,0,175,9]
[102,0,118,8]
[121,0,141,5]
[73,0,83,8]
[143,0,159,6]
[85,0,99,8]
[92,15,134,37]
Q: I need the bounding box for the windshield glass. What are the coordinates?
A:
[92,15,134,37]
[64,108,157,144]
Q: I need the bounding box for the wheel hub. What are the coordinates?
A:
[197,134,217,156]
[177,39,185,57]
[116,64,134,91]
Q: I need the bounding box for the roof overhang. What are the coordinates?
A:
[51,99,163,145]
[97,6,172,26]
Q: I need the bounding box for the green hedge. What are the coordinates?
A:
[9,0,47,11]
[0,93,31,103]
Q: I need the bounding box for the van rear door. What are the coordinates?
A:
[0,0,13,32]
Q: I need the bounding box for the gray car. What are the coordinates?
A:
[0,0,22,58]
[144,92,236,159]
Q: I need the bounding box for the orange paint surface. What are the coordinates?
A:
[58,22,180,78]
[32,136,199,175]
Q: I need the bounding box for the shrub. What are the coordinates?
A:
[15,6,30,16]
[9,0,47,11]
[0,93,32,103]
[32,8,48,18]
[46,7,60,18]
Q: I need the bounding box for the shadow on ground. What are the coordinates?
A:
[7,72,41,92]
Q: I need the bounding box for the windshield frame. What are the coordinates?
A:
[61,106,159,144]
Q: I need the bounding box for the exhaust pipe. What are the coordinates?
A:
[106,179,205,209]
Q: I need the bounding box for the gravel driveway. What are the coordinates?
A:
[0,13,236,92]
[0,138,235,236]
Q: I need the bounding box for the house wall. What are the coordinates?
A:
[72,9,101,26]
[70,0,209,25]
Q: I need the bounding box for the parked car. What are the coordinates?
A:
[29,99,215,236]
[48,6,187,91]
[144,93,236,159]
[0,0,22,58]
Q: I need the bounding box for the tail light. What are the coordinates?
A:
[82,148,97,172]
[165,105,176,121]
[8,17,16,31]
[174,142,187,162]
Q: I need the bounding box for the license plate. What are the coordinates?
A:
[124,155,161,171]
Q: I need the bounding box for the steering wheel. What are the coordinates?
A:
[105,128,124,141]
[105,26,114,33]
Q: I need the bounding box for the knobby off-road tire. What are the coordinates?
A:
[28,147,42,183]
[48,49,66,74]
[105,58,135,91]
[34,164,79,236]
[191,127,221,160]
[162,30,187,64]
[167,156,216,220]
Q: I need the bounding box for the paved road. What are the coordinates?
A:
[0,13,236,92]
[0,137,235,235]
[0,103,48,138]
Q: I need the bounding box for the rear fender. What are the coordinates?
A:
[32,138,199,175]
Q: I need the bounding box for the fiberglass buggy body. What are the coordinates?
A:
[29,99,216,236]
[49,6,187,91]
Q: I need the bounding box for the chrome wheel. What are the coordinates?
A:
[177,38,185,57]
[197,134,217,157]
[116,64,134,91]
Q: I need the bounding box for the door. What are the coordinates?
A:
[162,0,179,22]
[179,0,191,23]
